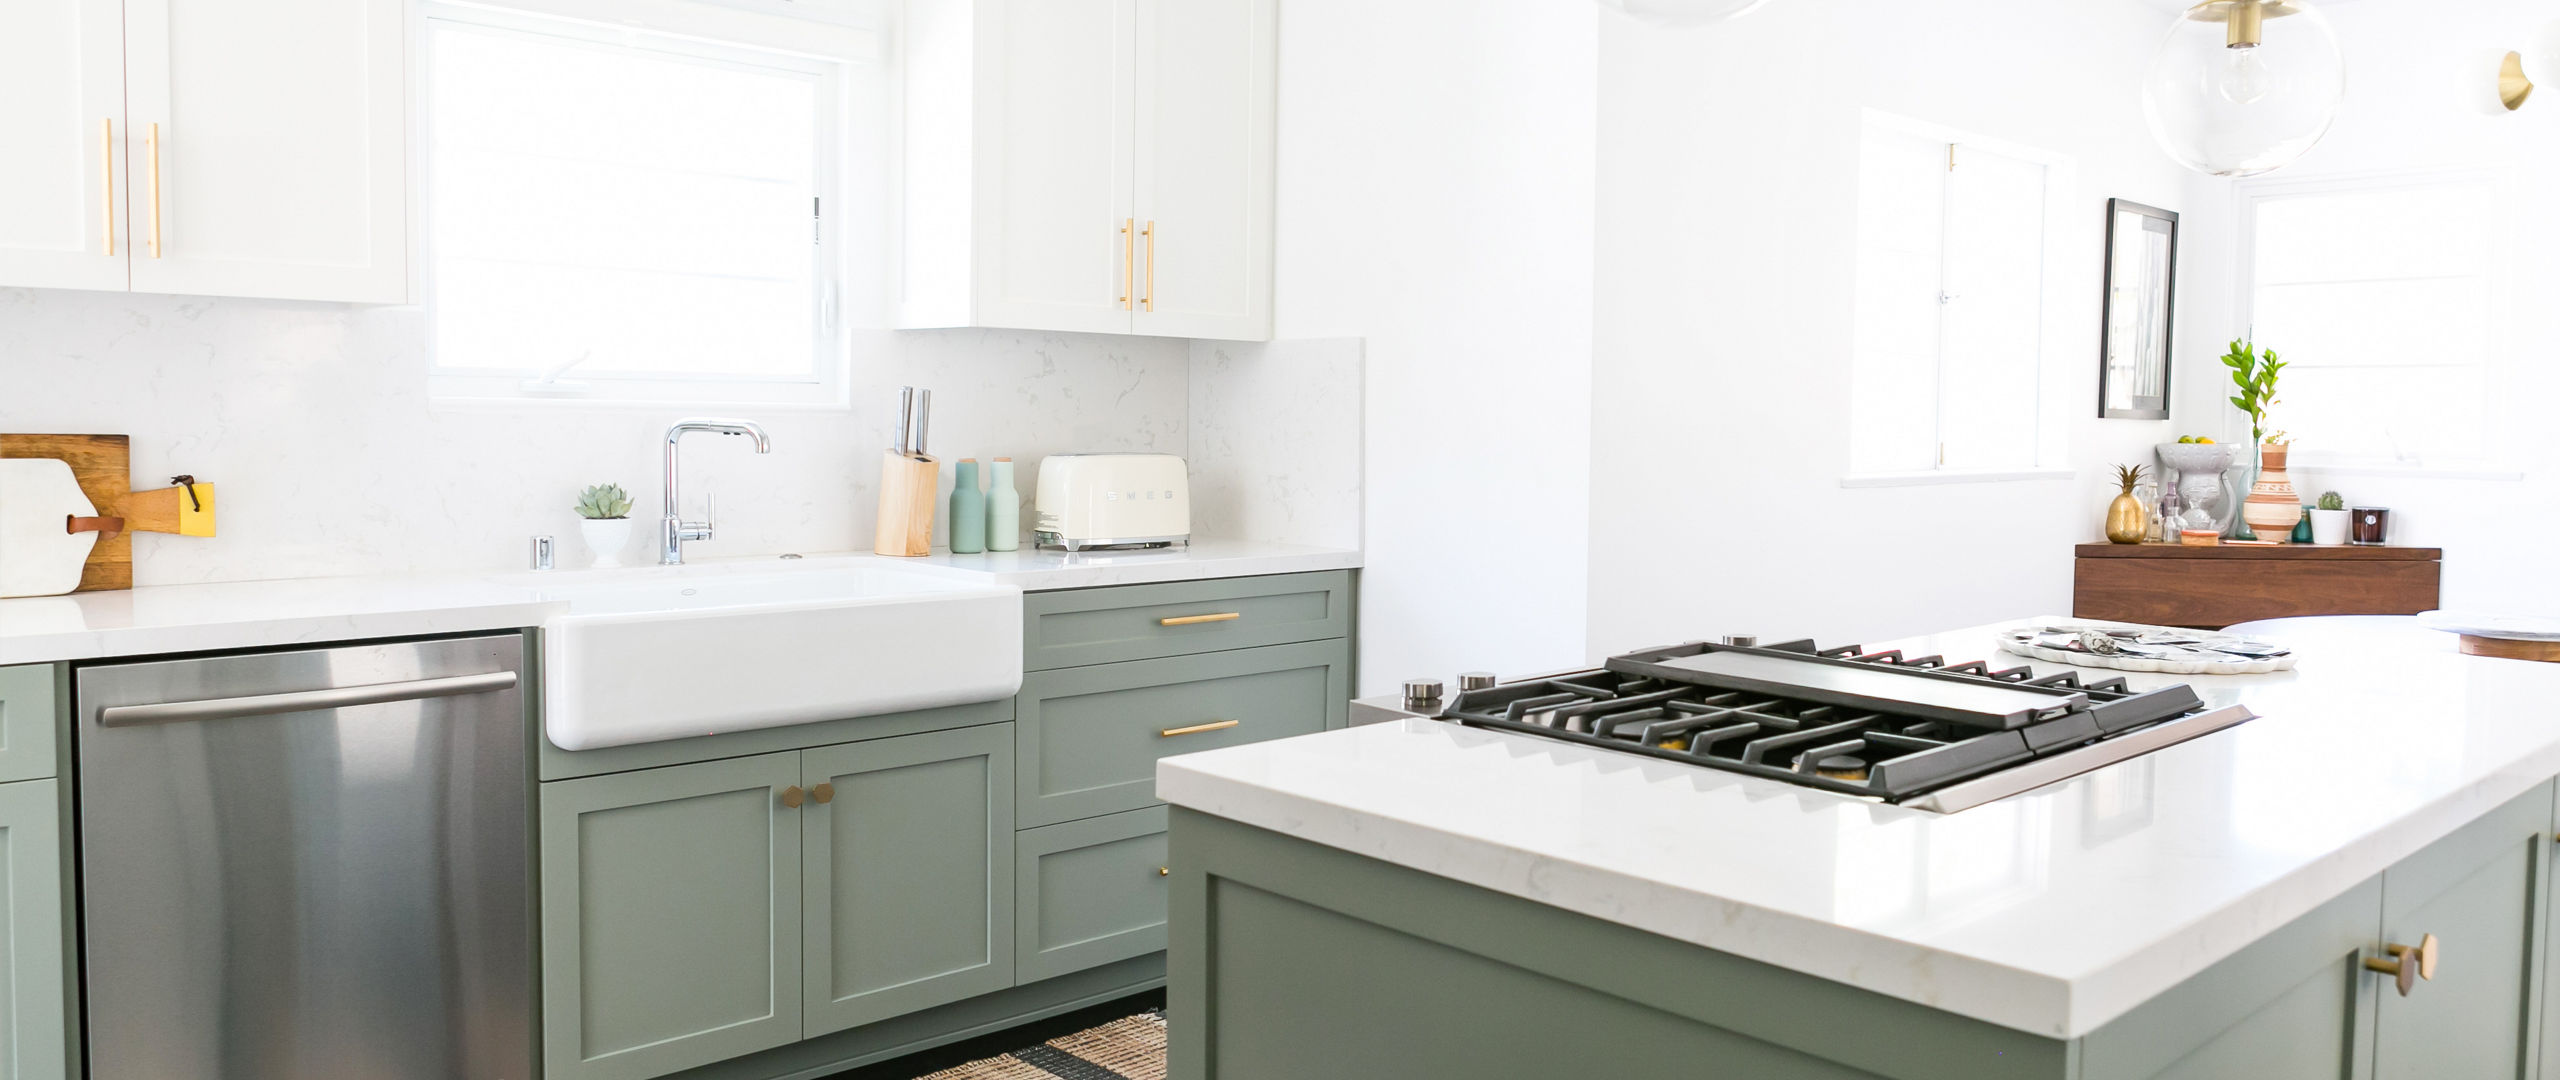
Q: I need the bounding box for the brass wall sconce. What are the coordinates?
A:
[2501,51,2535,111]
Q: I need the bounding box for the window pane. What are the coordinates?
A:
[1850,125,1949,474]
[429,18,821,378]
[2247,177,2498,462]
[1937,147,2045,470]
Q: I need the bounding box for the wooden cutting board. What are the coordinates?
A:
[0,434,132,591]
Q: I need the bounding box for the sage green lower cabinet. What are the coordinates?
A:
[542,752,806,1080]
[1016,806,1170,983]
[802,725,1014,1037]
[0,779,68,1080]
[2370,781,2552,1080]
[1168,780,2560,1080]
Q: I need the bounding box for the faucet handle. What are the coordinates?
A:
[701,490,716,539]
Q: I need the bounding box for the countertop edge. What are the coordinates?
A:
[0,601,562,667]
[1156,756,2081,1038]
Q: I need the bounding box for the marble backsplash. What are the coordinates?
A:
[1187,338,1363,550]
[0,288,1191,584]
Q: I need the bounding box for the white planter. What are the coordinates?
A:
[579,518,635,568]
[2309,508,2351,546]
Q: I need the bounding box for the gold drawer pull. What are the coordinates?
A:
[1157,866,1170,876]
[1160,612,1241,627]
[779,785,805,809]
[1160,719,1240,738]
[2363,933,2439,996]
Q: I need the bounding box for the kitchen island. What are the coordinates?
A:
[1156,616,2560,1079]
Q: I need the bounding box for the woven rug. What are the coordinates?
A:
[914,1012,1166,1080]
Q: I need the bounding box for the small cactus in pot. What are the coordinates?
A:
[573,483,638,567]
[2309,490,2351,546]
[575,483,634,520]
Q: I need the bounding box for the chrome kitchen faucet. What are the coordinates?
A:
[661,417,772,565]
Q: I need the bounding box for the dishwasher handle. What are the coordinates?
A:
[96,671,520,727]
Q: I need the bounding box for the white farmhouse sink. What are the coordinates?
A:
[523,560,1023,751]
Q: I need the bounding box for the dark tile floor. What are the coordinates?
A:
[820,990,1166,1080]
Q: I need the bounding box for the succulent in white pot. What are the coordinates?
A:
[2309,490,2351,546]
[574,483,637,568]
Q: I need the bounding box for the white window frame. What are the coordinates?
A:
[1842,111,2077,488]
[418,0,889,410]
[2231,167,2522,479]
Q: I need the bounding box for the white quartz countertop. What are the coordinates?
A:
[0,576,563,665]
[0,539,1359,665]
[1155,615,2560,1040]
[896,539,1359,591]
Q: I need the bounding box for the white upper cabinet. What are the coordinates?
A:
[125,0,409,303]
[900,0,1274,341]
[0,0,128,292]
[1130,0,1273,340]
[0,0,407,303]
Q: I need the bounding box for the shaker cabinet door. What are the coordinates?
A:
[2372,780,2552,1080]
[801,725,1014,1037]
[970,0,1136,334]
[123,0,407,302]
[0,781,70,1080]
[540,752,805,1080]
[0,0,127,292]
[1128,0,1273,341]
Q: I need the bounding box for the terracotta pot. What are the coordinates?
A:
[2241,443,2302,542]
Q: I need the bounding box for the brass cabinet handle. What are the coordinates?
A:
[780,785,805,809]
[1157,866,1170,876]
[100,118,114,256]
[811,782,834,804]
[1161,719,1240,738]
[2364,933,2440,996]
[1119,218,1134,309]
[1160,612,1241,627]
[146,122,162,258]
[1141,219,1156,311]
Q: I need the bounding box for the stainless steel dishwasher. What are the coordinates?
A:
[76,634,534,1080]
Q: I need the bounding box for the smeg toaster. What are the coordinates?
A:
[1033,453,1190,551]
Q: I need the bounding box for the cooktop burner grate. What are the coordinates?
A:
[1438,638,2209,803]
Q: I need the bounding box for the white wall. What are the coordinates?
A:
[0,287,1187,582]
[1585,0,2222,656]
[2175,0,2560,616]
[1274,0,1599,691]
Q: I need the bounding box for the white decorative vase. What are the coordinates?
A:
[2309,508,2350,546]
[579,518,634,568]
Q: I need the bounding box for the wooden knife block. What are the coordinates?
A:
[873,451,938,557]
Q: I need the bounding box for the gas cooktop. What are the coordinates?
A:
[1396,637,2255,813]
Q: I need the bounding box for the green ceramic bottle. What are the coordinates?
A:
[2290,506,2313,544]
[986,458,1020,552]
[948,459,986,554]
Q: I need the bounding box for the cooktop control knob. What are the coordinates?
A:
[1457,671,1498,693]
[1403,679,1445,712]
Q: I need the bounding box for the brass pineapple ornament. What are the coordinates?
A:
[2105,464,2151,545]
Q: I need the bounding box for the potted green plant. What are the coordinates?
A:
[574,483,636,568]
[2223,339,2294,540]
[2310,490,2350,546]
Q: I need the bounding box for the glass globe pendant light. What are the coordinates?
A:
[2142,0,2345,177]
[1596,0,1775,28]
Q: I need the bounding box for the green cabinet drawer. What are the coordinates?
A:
[1016,806,1170,984]
[1023,571,1351,670]
[0,666,60,785]
[1016,639,1349,828]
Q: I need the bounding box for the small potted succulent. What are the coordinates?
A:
[2309,490,2351,546]
[574,483,636,568]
